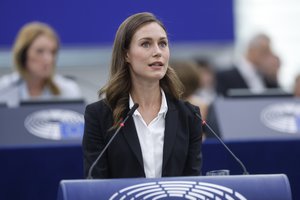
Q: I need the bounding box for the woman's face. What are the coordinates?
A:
[26,34,57,80]
[126,22,169,84]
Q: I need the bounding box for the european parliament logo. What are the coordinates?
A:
[261,102,300,134]
[109,181,247,200]
[24,109,84,140]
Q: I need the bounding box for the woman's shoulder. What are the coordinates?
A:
[168,97,199,117]
[86,99,108,108]
[85,99,113,126]
[166,95,186,108]
[86,99,112,114]
[53,75,82,98]
[0,72,21,90]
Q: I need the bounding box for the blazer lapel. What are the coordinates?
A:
[162,100,178,171]
[122,116,144,168]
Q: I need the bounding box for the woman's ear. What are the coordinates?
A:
[125,52,130,63]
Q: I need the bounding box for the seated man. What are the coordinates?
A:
[216,33,280,96]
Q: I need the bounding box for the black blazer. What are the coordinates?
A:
[82,97,202,179]
[216,67,279,97]
[216,67,248,96]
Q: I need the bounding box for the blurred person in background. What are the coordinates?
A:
[171,59,220,139]
[0,22,81,107]
[194,58,217,111]
[293,74,300,97]
[258,54,281,88]
[216,33,281,96]
[170,60,209,120]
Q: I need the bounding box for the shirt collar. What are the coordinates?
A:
[129,89,168,118]
[236,57,263,79]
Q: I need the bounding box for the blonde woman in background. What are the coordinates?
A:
[0,22,81,107]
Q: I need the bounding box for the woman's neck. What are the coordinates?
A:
[130,81,162,125]
[130,81,161,108]
[25,77,46,97]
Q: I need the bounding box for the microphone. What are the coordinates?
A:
[185,102,249,175]
[87,103,139,179]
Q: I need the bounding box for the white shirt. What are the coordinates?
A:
[129,89,168,178]
[236,57,266,93]
[0,73,82,107]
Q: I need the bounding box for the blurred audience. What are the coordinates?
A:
[0,22,81,107]
[194,58,217,109]
[194,58,221,138]
[294,74,300,97]
[216,33,281,96]
[170,60,209,120]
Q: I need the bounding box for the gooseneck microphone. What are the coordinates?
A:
[185,102,249,175]
[87,103,139,179]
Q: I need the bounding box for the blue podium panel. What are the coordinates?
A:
[0,100,85,147]
[214,97,300,141]
[57,174,291,200]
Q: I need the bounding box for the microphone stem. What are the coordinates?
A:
[87,103,139,179]
[87,115,130,179]
[203,117,249,175]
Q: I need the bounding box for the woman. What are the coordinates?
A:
[83,12,202,179]
[0,22,81,107]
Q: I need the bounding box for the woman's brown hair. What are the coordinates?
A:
[13,22,60,95]
[99,12,183,128]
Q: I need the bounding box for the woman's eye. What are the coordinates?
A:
[52,49,57,55]
[141,42,150,48]
[159,41,168,48]
[36,48,44,54]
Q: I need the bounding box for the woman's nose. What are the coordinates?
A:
[152,44,162,57]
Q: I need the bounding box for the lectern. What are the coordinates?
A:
[57,174,291,200]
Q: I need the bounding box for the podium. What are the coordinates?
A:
[57,174,291,200]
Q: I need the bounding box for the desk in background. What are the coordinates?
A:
[0,100,85,146]
[213,97,300,141]
[0,101,85,199]
[1,98,300,200]
[0,139,299,200]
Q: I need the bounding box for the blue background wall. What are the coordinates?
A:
[0,0,234,46]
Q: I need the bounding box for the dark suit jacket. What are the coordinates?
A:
[216,67,279,96]
[82,97,202,179]
[216,67,248,96]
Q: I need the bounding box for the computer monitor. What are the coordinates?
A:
[226,88,292,98]
[20,98,86,106]
[0,99,86,147]
[213,97,300,141]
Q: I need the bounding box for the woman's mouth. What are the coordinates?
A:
[148,62,164,68]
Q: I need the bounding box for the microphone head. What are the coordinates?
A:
[184,101,202,120]
[127,103,139,116]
